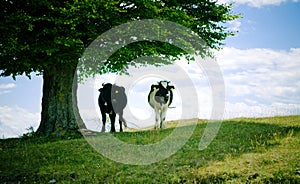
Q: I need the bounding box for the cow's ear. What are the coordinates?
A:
[98,88,103,92]
[152,85,158,90]
[169,86,175,90]
[168,85,175,90]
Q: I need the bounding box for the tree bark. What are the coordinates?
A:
[36,63,86,137]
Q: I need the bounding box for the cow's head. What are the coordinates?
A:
[153,81,175,105]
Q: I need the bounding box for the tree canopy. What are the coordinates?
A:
[1,0,239,78]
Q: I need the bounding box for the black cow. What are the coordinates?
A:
[148,80,175,129]
[98,83,127,132]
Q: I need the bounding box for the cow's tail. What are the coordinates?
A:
[119,115,128,128]
[118,116,141,129]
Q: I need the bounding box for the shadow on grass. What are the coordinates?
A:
[0,119,299,183]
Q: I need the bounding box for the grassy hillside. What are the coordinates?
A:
[1,116,299,183]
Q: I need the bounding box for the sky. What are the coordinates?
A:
[1,0,300,138]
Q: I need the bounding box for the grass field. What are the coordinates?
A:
[1,116,299,183]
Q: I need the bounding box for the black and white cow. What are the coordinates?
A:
[148,80,175,129]
[98,83,127,132]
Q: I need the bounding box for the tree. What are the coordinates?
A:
[0,0,240,136]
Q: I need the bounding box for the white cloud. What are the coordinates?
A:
[0,106,40,138]
[0,83,16,89]
[218,0,300,7]
[216,47,300,118]
[0,83,16,95]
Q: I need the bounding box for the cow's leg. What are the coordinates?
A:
[155,108,160,130]
[109,113,116,132]
[118,111,125,132]
[100,109,106,132]
[118,111,127,128]
[160,108,167,129]
[119,119,123,132]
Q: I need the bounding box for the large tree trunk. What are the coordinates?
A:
[36,63,86,137]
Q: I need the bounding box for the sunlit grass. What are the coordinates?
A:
[187,129,299,183]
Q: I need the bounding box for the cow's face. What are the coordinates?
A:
[154,81,174,104]
[155,87,170,104]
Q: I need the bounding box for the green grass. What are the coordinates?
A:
[1,116,299,183]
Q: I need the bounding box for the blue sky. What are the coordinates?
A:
[225,0,300,49]
[1,0,300,138]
